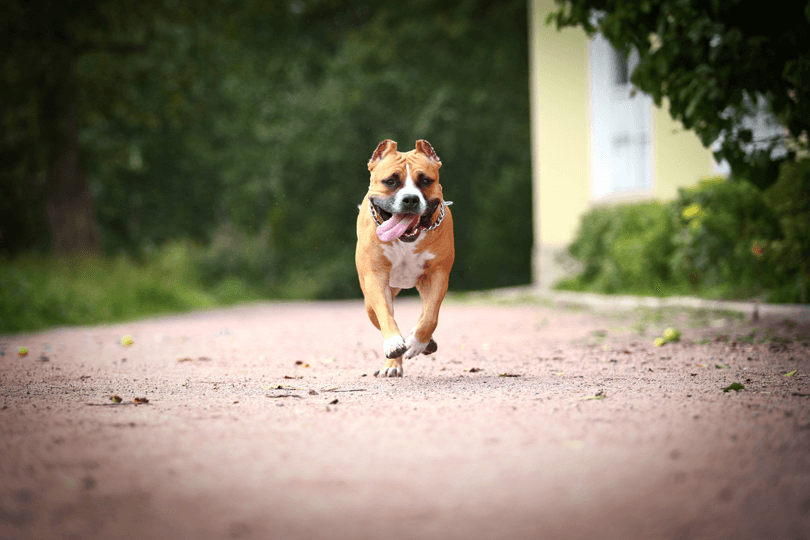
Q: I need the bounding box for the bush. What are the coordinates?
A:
[0,231,281,334]
[557,166,810,303]
[193,224,277,301]
[556,201,681,295]
[765,160,810,303]
[670,176,777,299]
[0,248,218,334]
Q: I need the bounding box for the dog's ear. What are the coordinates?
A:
[415,140,441,168]
[368,139,397,171]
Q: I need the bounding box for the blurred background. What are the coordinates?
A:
[3,0,808,334]
[1,0,533,331]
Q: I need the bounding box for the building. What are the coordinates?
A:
[528,0,725,289]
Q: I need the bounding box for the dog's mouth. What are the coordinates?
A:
[371,200,438,243]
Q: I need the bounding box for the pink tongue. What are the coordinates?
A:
[376,213,419,242]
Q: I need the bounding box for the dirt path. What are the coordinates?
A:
[1,298,809,540]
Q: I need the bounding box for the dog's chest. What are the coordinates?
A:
[381,239,435,289]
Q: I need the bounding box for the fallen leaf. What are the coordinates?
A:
[133,397,149,404]
[328,398,339,405]
[465,367,483,373]
[121,335,133,347]
[581,390,606,400]
[110,395,122,403]
[284,375,303,380]
[309,389,318,395]
[178,357,195,362]
[295,360,303,365]
[18,346,28,357]
[439,366,446,371]
[715,364,730,369]
[553,372,564,376]
[784,370,798,377]
[723,382,745,392]
[499,373,521,377]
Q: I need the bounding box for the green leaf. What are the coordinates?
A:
[715,364,730,369]
[723,382,745,392]
[784,370,798,377]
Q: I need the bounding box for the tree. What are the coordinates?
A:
[548,0,810,189]
[2,0,534,295]
[1,0,238,254]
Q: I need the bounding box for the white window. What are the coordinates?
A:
[589,34,653,199]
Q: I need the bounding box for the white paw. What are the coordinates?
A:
[374,366,403,378]
[403,334,429,359]
[384,335,407,358]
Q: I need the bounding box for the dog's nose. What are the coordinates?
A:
[401,195,420,211]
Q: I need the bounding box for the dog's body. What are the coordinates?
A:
[355,139,454,377]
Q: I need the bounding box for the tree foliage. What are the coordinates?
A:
[1,0,532,295]
[549,0,810,188]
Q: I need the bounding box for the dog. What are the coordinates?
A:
[356,139,455,377]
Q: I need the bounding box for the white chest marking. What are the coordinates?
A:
[381,237,435,289]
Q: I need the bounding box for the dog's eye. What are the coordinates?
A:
[382,174,400,188]
[417,174,434,188]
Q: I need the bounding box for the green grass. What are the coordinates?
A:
[0,241,267,334]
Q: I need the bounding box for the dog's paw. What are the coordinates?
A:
[403,334,429,359]
[374,358,403,378]
[422,338,438,355]
[383,335,407,359]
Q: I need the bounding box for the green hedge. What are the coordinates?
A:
[557,160,810,303]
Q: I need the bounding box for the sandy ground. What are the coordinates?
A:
[1,297,809,540]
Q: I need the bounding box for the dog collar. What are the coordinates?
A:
[369,199,452,232]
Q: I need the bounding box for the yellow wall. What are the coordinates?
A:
[652,101,717,200]
[530,0,591,251]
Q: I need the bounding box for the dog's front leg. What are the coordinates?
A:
[361,275,406,377]
[404,269,450,359]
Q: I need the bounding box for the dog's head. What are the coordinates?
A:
[366,139,443,243]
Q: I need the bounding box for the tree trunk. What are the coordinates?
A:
[43,53,101,255]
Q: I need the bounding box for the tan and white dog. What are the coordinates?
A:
[356,139,455,377]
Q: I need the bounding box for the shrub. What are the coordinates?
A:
[765,160,810,303]
[0,249,218,334]
[670,176,777,299]
[193,224,277,301]
[557,168,810,303]
[557,201,680,295]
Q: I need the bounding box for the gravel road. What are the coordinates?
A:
[1,297,809,540]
